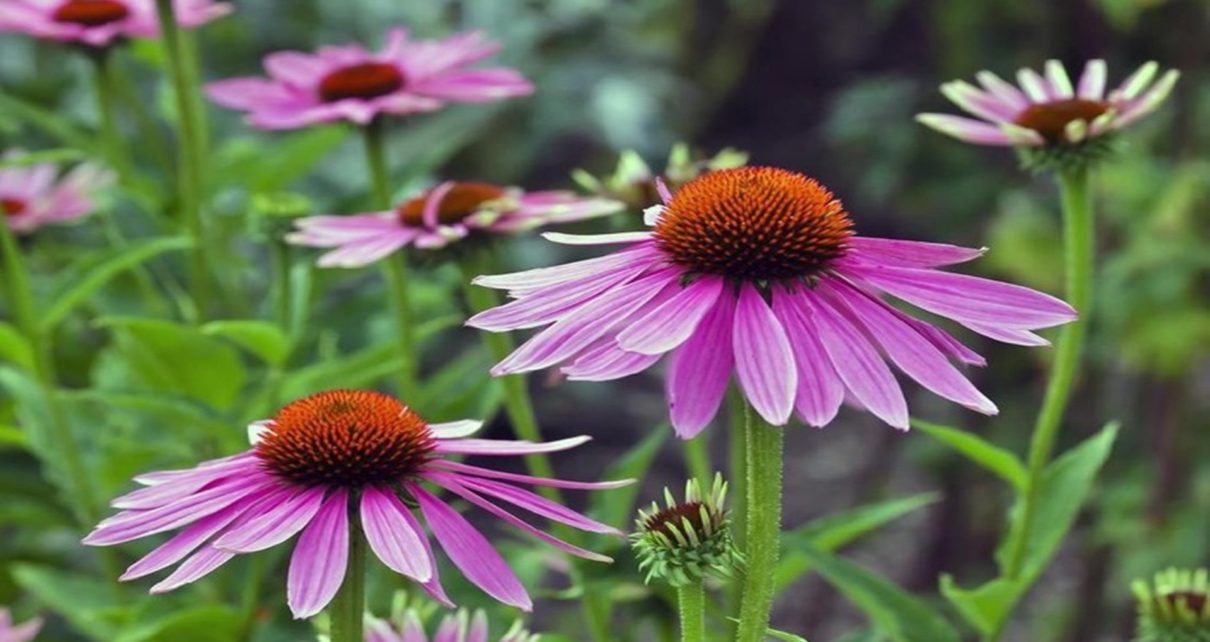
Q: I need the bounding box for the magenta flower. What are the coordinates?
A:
[206,29,533,130]
[0,0,231,48]
[368,610,536,642]
[917,60,1179,147]
[467,167,1078,438]
[286,181,623,267]
[1,154,113,235]
[0,608,41,642]
[84,390,624,617]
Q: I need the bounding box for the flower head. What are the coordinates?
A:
[206,28,533,130]
[1134,568,1210,642]
[571,143,749,211]
[0,608,42,642]
[1,153,113,235]
[468,166,1077,438]
[286,180,622,267]
[84,389,626,618]
[0,0,231,47]
[918,60,1179,169]
[632,474,741,587]
[367,609,538,642]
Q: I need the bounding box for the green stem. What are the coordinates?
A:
[683,433,712,490]
[725,389,748,638]
[329,520,366,642]
[989,167,1094,641]
[458,253,564,504]
[154,0,211,321]
[270,240,293,332]
[735,401,784,642]
[678,580,706,642]
[362,122,418,398]
[90,52,133,183]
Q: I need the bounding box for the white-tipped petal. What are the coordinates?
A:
[1045,60,1074,98]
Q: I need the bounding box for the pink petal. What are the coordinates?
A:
[287,489,349,618]
[844,237,986,269]
[409,483,532,610]
[213,486,326,553]
[466,260,651,331]
[443,476,619,534]
[665,290,736,438]
[771,289,845,428]
[472,243,660,295]
[915,114,1018,146]
[561,333,662,381]
[427,460,634,490]
[149,546,236,594]
[360,486,433,582]
[435,435,590,456]
[732,284,796,426]
[616,276,725,354]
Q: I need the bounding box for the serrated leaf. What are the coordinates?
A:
[0,321,35,371]
[775,493,939,592]
[202,320,289,366]
[913,419,1027,489]
[41,237,193,332]
[800,547,961,642]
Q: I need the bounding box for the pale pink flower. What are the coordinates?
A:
[0,153,113,235]
[0,608,41,642]
[84,390,625,618]
[468,167,1078,438]
[917,60,1178,147]
[206,28,533,130]
[0,0,231,48]
[287,181,622,267]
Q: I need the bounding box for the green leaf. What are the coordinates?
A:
[202,320,290,366]
[0,424,28,449]
[41,237,193,332]
[281,342,399,401]
[0,148,87,168]
[115,606,242,642]
[94,318,246,410]
[775,493,939,592]
[0,321,35,371]
[0,92,97,151]
[938,576,1024,636]
[800,547,961,642]
[213,126,348,192]
[913,419,1027,489]
[12,564,131,640]
[589,427,669,537]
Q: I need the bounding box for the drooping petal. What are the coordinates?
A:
[287,489,349,619]
[561,333,662,381]
[916,114,1019,146]
[434,435,590,456]
[443,476,619,534]
[665,290,736,438]
[213,486,326,553]
[427,460,634,490]
[409,483,532,610]
[843,237,986,269]
[472,243,661,295]
[771,289,845,428]
[429,419,483,439]
[149,546,236,594]
[360,486,433,582]
[616,276,725,355]
[732,284,796,426]
[466,260,652,331]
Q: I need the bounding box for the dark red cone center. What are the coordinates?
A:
[398,182,508,227]
[1014,99,1111,143]
[53,0,131,26]
[318,63,406,102]
[1,198,27,218]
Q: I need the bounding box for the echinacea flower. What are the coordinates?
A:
[917,60,1178,167]
[84,389,625,617]
[1133,568,1210,642]
[1,154,113,235]
[286,181,623,267]
[632,474,741,587]
[0,0,231,48]
[0,608,41,642]
[468,166,1078,438]
[367,609,537,642]
[206,28,533,130]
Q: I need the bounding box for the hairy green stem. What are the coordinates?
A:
[458,253,564,504]
[989,167,1094,641]
[329,522,366,642]
[735,401,784,642]
[154,0,211,321]
[725,389,748,638]
[678,580,706,642]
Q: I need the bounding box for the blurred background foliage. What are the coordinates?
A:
[1,0,1209,641]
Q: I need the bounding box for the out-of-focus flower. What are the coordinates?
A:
[0,608,42,642]
[632,474,741,587]
[84,390,626,617]
[0,0,231,47]
[571,143,749,211]
[206,28,533,130]
[468,166,1077,438]
[918,60,1178,169]
[1133,568,1210,642]
[367,609,538,642]
[0,153,113,235]
[286,181,622,267]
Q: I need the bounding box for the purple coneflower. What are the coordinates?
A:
[0,608,41,642]
[206,28,533,130]
[84,390,623,618]
[368,609,536,642]
[917,59,1178,148]
[286,180,622,267]
[0,0,230,47]
[467,166,1077,438]
[0,154,113,235]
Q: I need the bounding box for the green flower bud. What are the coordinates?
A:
[631,474,742,587]
[572,144,749,211]
[1134,568,1210,642]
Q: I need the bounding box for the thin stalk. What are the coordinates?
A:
[329,521,366,642]
[735,401,784,642]
[154,0,211,321]
[362,122,418,398]
[678,580,706,642]
[270,239,293,332]
[725,388,748,638]
[989,167,1094,641]
[458,253,564,503]
[683,433,712,489]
